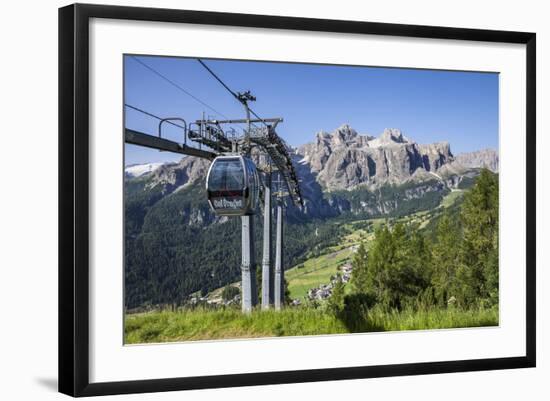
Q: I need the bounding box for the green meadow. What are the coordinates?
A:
[125,306,498,344]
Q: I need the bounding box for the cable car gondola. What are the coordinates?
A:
[206,155,260,216]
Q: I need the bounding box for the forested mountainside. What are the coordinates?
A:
[124,126,498,309]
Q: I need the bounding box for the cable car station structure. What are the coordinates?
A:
[125,58,303,312]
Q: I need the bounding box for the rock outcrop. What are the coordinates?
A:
[296,125,454,191]
[453,149,499,172]
[125,125,498,222]
[145,157,211,194]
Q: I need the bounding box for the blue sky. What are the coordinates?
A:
[124,55,498,166]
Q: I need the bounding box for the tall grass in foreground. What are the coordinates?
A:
[365,306,498,332]
[124,306,498,344]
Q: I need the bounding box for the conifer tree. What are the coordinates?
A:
[351,241,369,294]
[328,274,345,314]
[431,213,462,306]
[457,168,499,307]
[365,225,397,308]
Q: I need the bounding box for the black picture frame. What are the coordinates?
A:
[59,3,536,397]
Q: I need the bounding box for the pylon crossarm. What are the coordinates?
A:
[125,128,217,160]
[249,127,303,207]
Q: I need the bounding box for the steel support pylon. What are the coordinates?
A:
[274,201,284,310]
[261,172,272,309]
[241,215,257,313]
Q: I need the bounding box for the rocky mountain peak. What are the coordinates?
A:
[296,126,457,191]
[453,148,499,172]
[368,128,410,147]
[332,124,358,143]
[126,125,497,196]
[140,156,211,194]
[314,124,359,145]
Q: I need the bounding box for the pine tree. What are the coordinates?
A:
[328,274,345,314]
[431,213,462,306]
[351,241,369,294]
[354,222,434,310]
[457,168,499,307]
[405,227,433,307]
[365,225,396,308]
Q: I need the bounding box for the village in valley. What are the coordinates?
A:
[186,245,358,309]
[306,262,353,302]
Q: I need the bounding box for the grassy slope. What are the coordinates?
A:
[125,308,349,343]
[284,218,376,300]
[125,187,492,344]
[440,189,464,208]
[125,306,498,344]
[284,208,440,301]
[286,247,354,300]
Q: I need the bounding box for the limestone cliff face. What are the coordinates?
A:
[145,156,211,193]
[125,125,498,222]
[296,125,454,191]
[453,149,499,172]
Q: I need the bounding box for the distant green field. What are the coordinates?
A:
[440,189,464,208]
[286,247,354,300]
[281,211,439,302]
[124,306,498,344]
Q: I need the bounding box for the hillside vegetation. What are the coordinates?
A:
[124,178,448,310]
[125,170,499,343]
[346,169,499,313]
[125,306,497,343]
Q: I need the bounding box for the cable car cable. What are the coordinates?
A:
[197,59,239,100]
[197,59,269,129]
[130,56,232,121]
[129,56,242,139]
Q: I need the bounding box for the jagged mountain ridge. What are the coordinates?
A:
[295,125,497,191]
[132,125,498,191]
[453,148,499,172]
[125,125,498,222]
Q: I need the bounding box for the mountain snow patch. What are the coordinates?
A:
[125,162,165,178]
